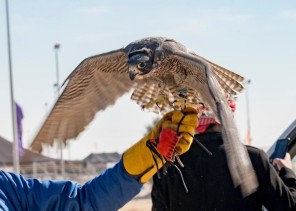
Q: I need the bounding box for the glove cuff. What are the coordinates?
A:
[122,134,166,183]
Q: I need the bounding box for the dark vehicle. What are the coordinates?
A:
[267,119,296,172]
[263,119,296,211]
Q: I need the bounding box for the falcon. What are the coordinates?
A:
[30,37,257,196]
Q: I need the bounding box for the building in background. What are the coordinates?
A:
[0,136,121,183]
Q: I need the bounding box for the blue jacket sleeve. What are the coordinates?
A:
[0,160,143,211]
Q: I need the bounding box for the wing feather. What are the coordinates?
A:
[188,52,245,93]
[30,49,135,153]
[205,59,245,82]
[212,73,241,95]
[167,53,245,99]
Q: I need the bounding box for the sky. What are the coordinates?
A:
[0,0,296,160]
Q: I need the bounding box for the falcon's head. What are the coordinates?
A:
[127,49,154,80]
[126,37,173,80]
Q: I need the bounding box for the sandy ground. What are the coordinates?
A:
[119,183,152,211]
[119,198,152,211]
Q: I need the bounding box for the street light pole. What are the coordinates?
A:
[53,44,65,177]
[245,79,252,145]
[5,0,20,173]
[54,44,60,95]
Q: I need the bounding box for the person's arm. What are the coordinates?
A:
[273,153,296,192]
[0,108,198,211]
[279,167,296,191]
[254,150,296,210]
[0,161,141,211]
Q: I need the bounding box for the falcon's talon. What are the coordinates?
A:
[155,103,162,115]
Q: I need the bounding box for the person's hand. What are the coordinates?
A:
[273,153,293,171]
[122,107,198,183]
[155,107,199,160]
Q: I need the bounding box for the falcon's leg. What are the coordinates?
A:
[172,100,200,111]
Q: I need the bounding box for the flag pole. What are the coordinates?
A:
[5,0,20,173]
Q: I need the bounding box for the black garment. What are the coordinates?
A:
[152,132,296,211]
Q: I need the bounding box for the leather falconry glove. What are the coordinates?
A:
[122,107,198,183]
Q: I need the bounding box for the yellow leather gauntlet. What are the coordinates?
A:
[122,107,198,183]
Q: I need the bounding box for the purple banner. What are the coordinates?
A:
[16,102,24,156]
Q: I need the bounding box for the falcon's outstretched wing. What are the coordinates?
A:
[30,49,136,153]
[164,50,258,197]
[164,51,245,114]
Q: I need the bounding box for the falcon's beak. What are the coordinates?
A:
[128,69,138,80]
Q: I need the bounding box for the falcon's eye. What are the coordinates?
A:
[137,62,146,69]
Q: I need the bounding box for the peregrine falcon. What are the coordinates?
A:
[30,37,257,196]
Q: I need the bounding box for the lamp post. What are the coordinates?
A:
[54,44,60,95]
[5,0,20,173]
[53,43,65,177]
[245,79,252,145]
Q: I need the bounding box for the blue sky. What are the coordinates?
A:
[1,1,296,160]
